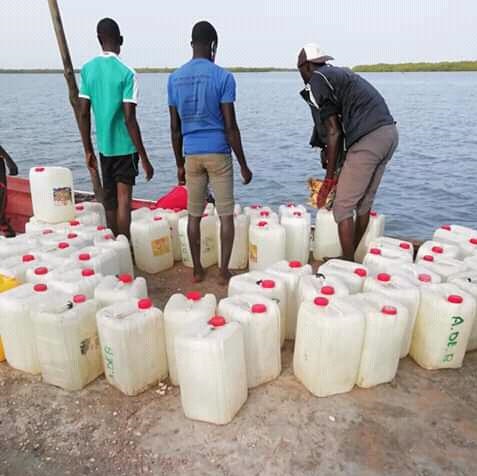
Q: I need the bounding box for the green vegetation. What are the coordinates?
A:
[0,67,294,74]
[353,61,477,72]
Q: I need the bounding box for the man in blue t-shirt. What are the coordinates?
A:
[168,21,253,285]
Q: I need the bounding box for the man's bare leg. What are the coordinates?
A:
[188,215,205,282]
[218,214,234,285]
[116,182,132,238]
[338,217,355,261]
[354,212,370,251]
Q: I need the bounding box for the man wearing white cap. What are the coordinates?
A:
[298,44,398,261]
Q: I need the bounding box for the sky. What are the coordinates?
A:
[0,0,475,69]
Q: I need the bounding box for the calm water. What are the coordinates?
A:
[1,72,476,238]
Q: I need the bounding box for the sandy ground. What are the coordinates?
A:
[1,263,477,476]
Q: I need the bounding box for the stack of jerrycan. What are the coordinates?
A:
[0,283,56,373]
[248,220,286,271]
[33,293,103,391]
[410,284,476,369]
[363,237,413,276]
[433,224,477,258]
[0,253,41,282]
[47,267,103,299]
[163,291,217,385]
[218,294,281,388]
[416,241,460,261]
[217,213,250,270]
[266,260,313,340]
[363,272,419,358]
[228,271,287,346]
[97,298,168,396]
[0,275,20,362]
[294,295,365,397]
[175,315,248,425]
[416,254,468,281]
[354,211,386,263]
[279,205,311,264]
[94,274,148,309]
[178,214,218,269]
[131,214,174,273]
[318,259,369,294]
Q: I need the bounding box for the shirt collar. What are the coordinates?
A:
[101,51,120,58]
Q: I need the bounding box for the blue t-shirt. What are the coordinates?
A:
[168,59,236,155]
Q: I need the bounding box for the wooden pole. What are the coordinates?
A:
[47,0,103,202]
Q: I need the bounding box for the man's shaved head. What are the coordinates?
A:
[191,21,218,46]
[97,18,121,44]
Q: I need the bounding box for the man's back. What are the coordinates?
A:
[168,59,236,155]
[79,52,137,157]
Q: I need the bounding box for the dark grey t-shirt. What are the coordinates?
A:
[309,64,394,148]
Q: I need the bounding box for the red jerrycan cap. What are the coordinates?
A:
[448,295,463,304]
[314,297,329,307]
[289,261,302,268]
[260,211,270,217]
[42,229,54,235]
[153,216,163,221]
[431,246,443,254]
[208,315,226,327]
[118,274,133,284]
[69,220,80,226]
[381,305,397,316]
[257,221,268,227]
[73,294,87,304]
[354,268,367,277]
[441,224,451,231]
[75,205,85,211]
[67,233,78,239]
[58,242,70,249]
[400,242,411,250]
[34,283,47,292]
[103,234,114,240]
[422,255,434,262]
[321,286,335,296]
[78,253,91,261]
[251,303,267,314]
[22,254,35,262]
[97,225,106,231]
[370,210,378,217]
[377,273,391,282]
[293,211,303,217]
[469,238,477,245]
[34,266,48,275]
[418,273,432,283]
[369,248,381,255]
[186,291,202,301]
[138,298,153,310]
[287,203,295,207]
[251,204,261,209]
[81,268,95,277]
[261,280,276,289]
[34,167,45,172]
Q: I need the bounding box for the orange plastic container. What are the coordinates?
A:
[0,275,20,361]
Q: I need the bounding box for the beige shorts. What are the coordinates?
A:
[333,124,399,223]
[185,154,234,217]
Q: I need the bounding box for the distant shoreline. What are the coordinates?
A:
[352,60,477,72]
[0,67,295,74]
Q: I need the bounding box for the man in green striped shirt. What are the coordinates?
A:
[78,18,153,238]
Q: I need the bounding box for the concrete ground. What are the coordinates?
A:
[1,264,476,476]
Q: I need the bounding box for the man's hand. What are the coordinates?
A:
[85,152,98,173]
[177,165,186,185]
[141,157,154,182]
[316,177,337,208]
[240,165,253,185]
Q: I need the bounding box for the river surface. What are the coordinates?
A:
[1,72,476,239]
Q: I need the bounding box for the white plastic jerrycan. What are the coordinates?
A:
[163,291,217,386]
[94,234,134,276]
[280,211,311,264]
[131,206,153,223]
[33,294,102,391]
[175,316,248,425]
[297,274,350,307]
[45,267,103,299]
[153,208,188,261]
[97,298,168,396]
[318,259,369,294]
[244,204,273,218]
[410,284,476,369]
[393,262,442,287]
[416,254,468,281]
[363,245,413,276]
[131,215,173,274]
[25,264,60,285]
[178,214,218,269]
[343,293,408,388]
[0,283,57,374]
[228,271,287,345]
[72,247,120,276]
[368,236,414,257]
[66,221,113,244]
[38,241,78,267]
[294,296,365,397]
[0,253,41,282]
[218,294,281,388]
[249,220,286,271]
[249,210,280,226]
[447,273,477,352]
[464,255,477,273]
[29,166,75,223]
[363,272,419,358]
[74,202,106,226]
[266,260,313,340]
[433,224,477,258]
[416,241,460,261]
[0,234,39,260]
[94,274,147,309]
[354,210,386,263]
[278,203,308,219]
[217,214,250,270]
[39,230,92,251]
[313,208,342,261]
[24,218,69,235]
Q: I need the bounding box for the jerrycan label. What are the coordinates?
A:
[151,237,171,257]
[442,315,465,363]
[103,344,115,379]
[53,187,73,206]
[249,244,257,263]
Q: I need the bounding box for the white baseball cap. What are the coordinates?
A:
[297,43,334,67]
